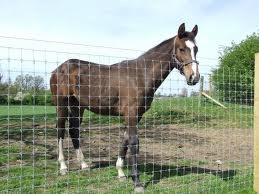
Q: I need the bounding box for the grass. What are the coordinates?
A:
[0,96,253,128]
[143,97,253,129]
[0,159,255,193]
[0,97,256,193]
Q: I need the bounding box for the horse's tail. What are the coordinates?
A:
[50,70,58,106]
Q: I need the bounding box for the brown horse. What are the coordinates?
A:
[50,23,199,192]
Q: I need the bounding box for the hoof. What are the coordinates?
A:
[118,176,127,182]
[60,168,68,175]
[134,186,144,193]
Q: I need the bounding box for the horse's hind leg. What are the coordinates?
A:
[68,99,88,170]
[57,106,68,175]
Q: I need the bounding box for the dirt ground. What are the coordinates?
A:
[4,122,253,172]
[83,124,253,171]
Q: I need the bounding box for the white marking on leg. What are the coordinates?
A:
[116,156,126,178]
[185,40,197,77]
[76,148,89,169]
[58,138,68,173]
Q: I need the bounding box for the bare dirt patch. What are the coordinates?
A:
[1,123,253,172]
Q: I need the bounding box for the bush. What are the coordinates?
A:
[22,94,33,105]
[212,33,259,104]
[9,97,21,105]
[0,91,54,106]
[0,95,8,105]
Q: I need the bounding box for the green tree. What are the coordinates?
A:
[0,73,8,104]
[33,75,45,92]
[212,33,259,104]
[14,74,33,91]
[0,74,7,91]
[14,74,45,92]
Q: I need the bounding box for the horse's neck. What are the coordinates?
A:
[147,58,173,90]
[137,37,175,91]
[133,54,173,93]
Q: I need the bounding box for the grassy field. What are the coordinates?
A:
[0,97,256,193]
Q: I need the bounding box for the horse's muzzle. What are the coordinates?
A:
[187,74,200,86]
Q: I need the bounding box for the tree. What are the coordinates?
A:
[14,74,33,91]
[14,74,45,92]
[179,87,188,97]
[0,73,7,91]
[190,91,199,97]
[0,73,8,104]
[211,33,259,104]
[33,75,45,91]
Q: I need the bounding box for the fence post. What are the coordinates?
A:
[209,74,212,96]
[254,53,259,192]
[199,76,204,106]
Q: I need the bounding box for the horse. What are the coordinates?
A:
[50,23,200,193]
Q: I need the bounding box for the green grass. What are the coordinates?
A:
[0,97,255,193]
[143,97,253,129]
[0,97,253,129]
[0,159,255,193]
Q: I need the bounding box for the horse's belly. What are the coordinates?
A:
[87,106,120,116]
[80,96,120,116]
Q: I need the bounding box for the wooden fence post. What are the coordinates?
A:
[209,74,212,96]
[254,53,259,192]
[199,76,204,106]
[199,76,204,95]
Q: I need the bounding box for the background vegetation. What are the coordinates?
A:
[211,32,259,105]
[0,73,52,105]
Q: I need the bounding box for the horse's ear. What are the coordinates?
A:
[178,23,185,39]
[192,25,198,37]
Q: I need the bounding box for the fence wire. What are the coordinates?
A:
[0,37,254,194]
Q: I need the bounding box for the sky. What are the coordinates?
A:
[0,0,258,94]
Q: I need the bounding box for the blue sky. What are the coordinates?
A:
[0,0,258,94]
[0,0,258,55]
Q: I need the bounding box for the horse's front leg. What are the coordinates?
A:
[127,116,144,193]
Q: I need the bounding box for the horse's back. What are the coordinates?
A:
[50,59,118,107]
[50,58,152,116]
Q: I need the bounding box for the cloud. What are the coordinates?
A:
[0,0,258,95]
[0,0,258,65]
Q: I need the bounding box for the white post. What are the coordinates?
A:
[254,53,259,192]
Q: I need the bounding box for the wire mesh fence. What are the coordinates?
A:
[0,36,254,193]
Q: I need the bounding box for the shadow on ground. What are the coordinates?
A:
[140,163,236,188]
[90,160,236,188]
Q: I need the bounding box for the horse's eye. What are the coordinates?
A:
[179,48,185,52]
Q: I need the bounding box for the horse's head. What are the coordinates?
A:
[172,23,200,86]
